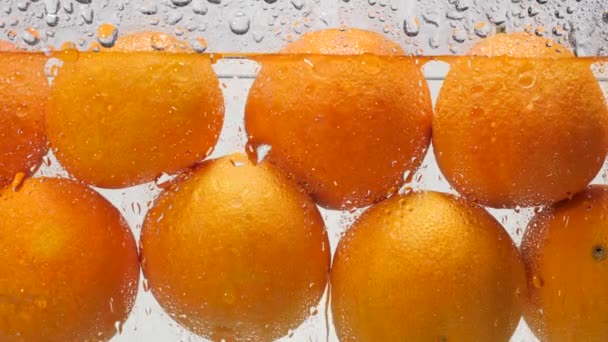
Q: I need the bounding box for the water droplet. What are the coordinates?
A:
[189,37,207,53]
[252,31,264,43]
[290,0,304,10]
[11,172,26,191]
[603,12,608,24]
[451,29,467,43]
[403,16,420,37]
[172,0,192,6]
[22,28,40,45]
[229,12,250,35]
[17,1,29,11]
[536,0,548,4]
[518,71,537,88]
[474,22,490,37]
[114,321,123,335]
[528,6,539,17]
[63,1,73,13]
[208,0,221,4]
[166,12,183,25]
[428,36,439,49]
[532,275,544,288]
[192,0,208,14]
[139,1,158,15]
[446,10,465,20]
[44,0,60,14]
[45,14,59,27]
[80,8,94,24]
[97,23,118,48]
[593,244,607,261]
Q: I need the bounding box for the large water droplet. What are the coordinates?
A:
[403,16,420,37]
[229,12,250,35]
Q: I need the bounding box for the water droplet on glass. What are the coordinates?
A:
[80,8,94,24]
[139,1,158,15]
[290,0,304,10]
[229,12,250,35]
[451,29,467,43]
[114,321,123,335]
[166,12,183,25]
[528,6,539,17]
[63,1,73,13]
[192,0,208,14]
[17,1,29,11]
[172,0,192,6]
[603,12,608,24]
[403,16,420,37]
[532,275,544,288]
[518,71,537,89]
[97,23,118,48]
[208,0,221,4]
[190,37,207,52]
[474,21,490,37]
[253,31,264,42]
[446,10,465,20]
[428,36,439,49]
[536,0,548,4]
[22,29,40,45]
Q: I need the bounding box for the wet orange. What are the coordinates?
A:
[140,153,330,341]
[331,191,526,341]
[434,32,608,208]
[521,185,608,341]
[0,178,139,342]
[46,32,224,188]
[245,28,433,209]
[0,41,49,188]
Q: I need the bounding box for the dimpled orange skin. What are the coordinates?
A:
[0,41,49,187]
[433,32,608,208]
[0,178,140,342]
[521,185,608,341]
[331,191,526,341]
[46,33,224,188]
[140,153,330,341]
[245,28,433,210]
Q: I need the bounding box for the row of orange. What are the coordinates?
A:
[0,28,607,342]
[2,154,605,341]
[1,29,606,211]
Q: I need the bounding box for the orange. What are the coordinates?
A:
[0,177,139,342]
[140,153,330,341]
[433,32,608,208]
[0,41,48,187]
[245,28,432,210]
[521,185,608,341]
[46,32,224,188]
[331,191,526,341]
